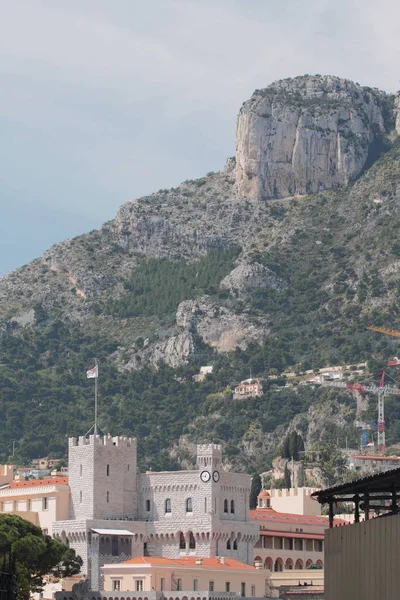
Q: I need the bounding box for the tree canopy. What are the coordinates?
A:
[0,514,82,600]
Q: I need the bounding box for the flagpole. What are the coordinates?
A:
[94,358,98,435]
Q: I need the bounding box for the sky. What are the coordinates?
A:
[1,0,400,274]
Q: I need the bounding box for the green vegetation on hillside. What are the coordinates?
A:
[108,246,240,318]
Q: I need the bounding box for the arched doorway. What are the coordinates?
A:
[295,559,303,570]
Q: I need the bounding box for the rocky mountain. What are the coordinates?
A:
[236,75,394,199]
[2,75,400,474]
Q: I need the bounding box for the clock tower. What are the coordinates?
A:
[196,443,222,473]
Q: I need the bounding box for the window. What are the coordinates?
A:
[80,464,82,477]
[186,497,193,512]
[135,580,143,592]
[146,499,151,512]
[231,499,235,514]
[224,499,228,513]
[127,464,130,471]
[165,498,171,513]
[106,491,109,503]
[43,498,48,510]
[209,581,214,592]
[177,579,182,591]
[251,585,256,597]
[189,532,196,549]
[193,579,198,591]
[226,539,231,550]
[233,539,238,550]
[113,580,121,591]
[79,491,82,504]
[106,464,110,476]
[112,538,119,556]
[225,582,230,592]
[179,532,186,549]
[42,529,48,535]
[27,499,31,511]
[241,582,246,597]
[204,497,207,513]
[160,578,165,591]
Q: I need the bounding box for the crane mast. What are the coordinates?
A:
[320,372,399,455]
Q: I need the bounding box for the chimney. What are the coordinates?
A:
[220,557,226,564]
[195,559,203,566]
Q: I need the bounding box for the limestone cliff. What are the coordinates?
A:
[235,75,393,200]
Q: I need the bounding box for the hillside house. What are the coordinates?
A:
[233,379,263,399]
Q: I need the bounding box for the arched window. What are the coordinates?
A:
[179,532,186,549]
[224,500,228,513]
[230,500,235,514]
[165,499,171,513]
[189,532,196,549]
[186,498,193,512]
[233,539,238,550]
[226,539,231,550]
[146,500,151,512]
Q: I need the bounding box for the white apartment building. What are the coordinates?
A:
[0,476,69,535]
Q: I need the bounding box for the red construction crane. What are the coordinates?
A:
[318,373,400,455]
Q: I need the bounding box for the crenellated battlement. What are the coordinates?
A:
[197,444,222,453]
[196,444,222,469]
[269,487,318,498]
[69,435,136,448]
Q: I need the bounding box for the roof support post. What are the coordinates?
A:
[354,494,360,523]
[364,491,370,520]
[328,497,334,528]
[391,483,398,514]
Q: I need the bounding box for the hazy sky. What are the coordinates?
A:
[1,0,400,274]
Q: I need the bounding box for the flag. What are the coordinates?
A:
[86,365,98,379]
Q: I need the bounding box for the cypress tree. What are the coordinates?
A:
[249,473,262,509]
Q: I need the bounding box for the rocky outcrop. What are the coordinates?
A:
[235,75,392,200]
[220,262,287,295]
[395,92,400,135]
[115,295,269,371]
[176,296,269,352]
[116,330,198,371]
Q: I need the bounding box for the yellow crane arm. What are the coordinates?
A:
[367,326,400,338]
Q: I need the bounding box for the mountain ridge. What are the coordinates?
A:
[2,74,400,474]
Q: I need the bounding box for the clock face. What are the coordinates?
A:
[212,470,220,482]
[200,470,211,483]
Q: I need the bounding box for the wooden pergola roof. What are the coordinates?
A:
[311,467,400,527]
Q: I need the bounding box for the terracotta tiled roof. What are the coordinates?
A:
[250,509,345,527]
[120,557,256,570]
[9,477,68,488]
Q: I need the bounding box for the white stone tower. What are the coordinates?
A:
[196,443,222,472]
[68,434,137,520]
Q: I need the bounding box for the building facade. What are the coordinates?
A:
[0,477,69,535]
[102,556,268,596]
[52,437,258,589]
